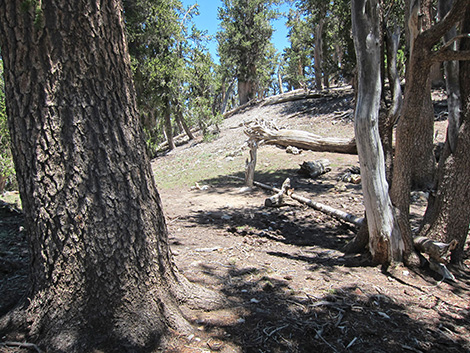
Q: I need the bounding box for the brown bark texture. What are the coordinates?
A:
[419,5,470,265]
[163,99,176,150]
[390,0,468,262]
[0,1,217,351]
[314,19,324,90]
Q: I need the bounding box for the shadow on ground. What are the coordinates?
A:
[189,261,470,353]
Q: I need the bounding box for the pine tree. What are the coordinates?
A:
[217,0,279,105]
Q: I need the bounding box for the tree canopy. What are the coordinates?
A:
[217,0,280,104]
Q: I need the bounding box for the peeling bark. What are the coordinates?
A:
[352,0,403,263]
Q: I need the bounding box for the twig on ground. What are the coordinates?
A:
[0,341,42,353]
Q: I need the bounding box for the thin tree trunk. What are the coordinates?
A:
[352,0,403,264]
[163,100,176,150]
[314,19,324,91]
[220,79,234,114]
[278,65,284,94]
[438,0,461,153]
[383,24,403,182]
[0,1,219,351]
[175,106,194,141]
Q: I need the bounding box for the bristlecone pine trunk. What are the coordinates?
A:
[0,1,218,351]
[352,0,403,263]
[419,5,470,266]
[390,0,469,262]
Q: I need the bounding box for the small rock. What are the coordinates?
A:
[286,146,302,155]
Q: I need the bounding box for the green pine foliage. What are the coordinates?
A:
[217,0,280,101]
[283,0,356,88]
[124,0,220,155]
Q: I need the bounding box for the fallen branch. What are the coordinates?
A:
[0,341,42,353]
[265,178,292,207]
[244,123,357,154]
[414,236,458,281]
[230,176,364,226]
[413,236,457,264]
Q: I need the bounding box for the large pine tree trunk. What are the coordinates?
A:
[390,0,468,262]
[238,79,255,105]
[419,6,470,266]
[352,0,403,263]
[0,1,217,351]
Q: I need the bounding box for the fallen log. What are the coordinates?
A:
[413,236,458,264]
[244,123,357,154]
[229,176,364,227]
[413,236,458,281]
[298,160,331,178]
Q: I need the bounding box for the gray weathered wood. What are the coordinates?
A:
[352,0,403,263]
[244,124,357,154]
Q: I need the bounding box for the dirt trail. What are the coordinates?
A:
[152,88,469,352]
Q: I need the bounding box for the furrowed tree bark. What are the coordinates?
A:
[352,0,403,263]
[418,5,470,266]
[390,0,469,263]
[238,76,255,105]
[0,1,219,352]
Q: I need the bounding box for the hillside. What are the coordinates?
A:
[150,87,469,352]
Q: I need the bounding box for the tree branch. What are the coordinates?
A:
[431,49,470,63]
[419,0,469,47]
[441,33,470,51]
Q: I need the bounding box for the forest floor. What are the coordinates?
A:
[1,86,470,353]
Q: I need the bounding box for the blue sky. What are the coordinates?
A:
[181,0,292,61]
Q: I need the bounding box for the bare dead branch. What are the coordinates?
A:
[229,176,364,226]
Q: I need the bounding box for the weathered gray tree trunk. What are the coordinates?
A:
[382,24,403,182]
[245,139,258,187]
[352,0,403,263]
[221,78,236,114]
[0,1,218,351]
[278,65,284,94]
